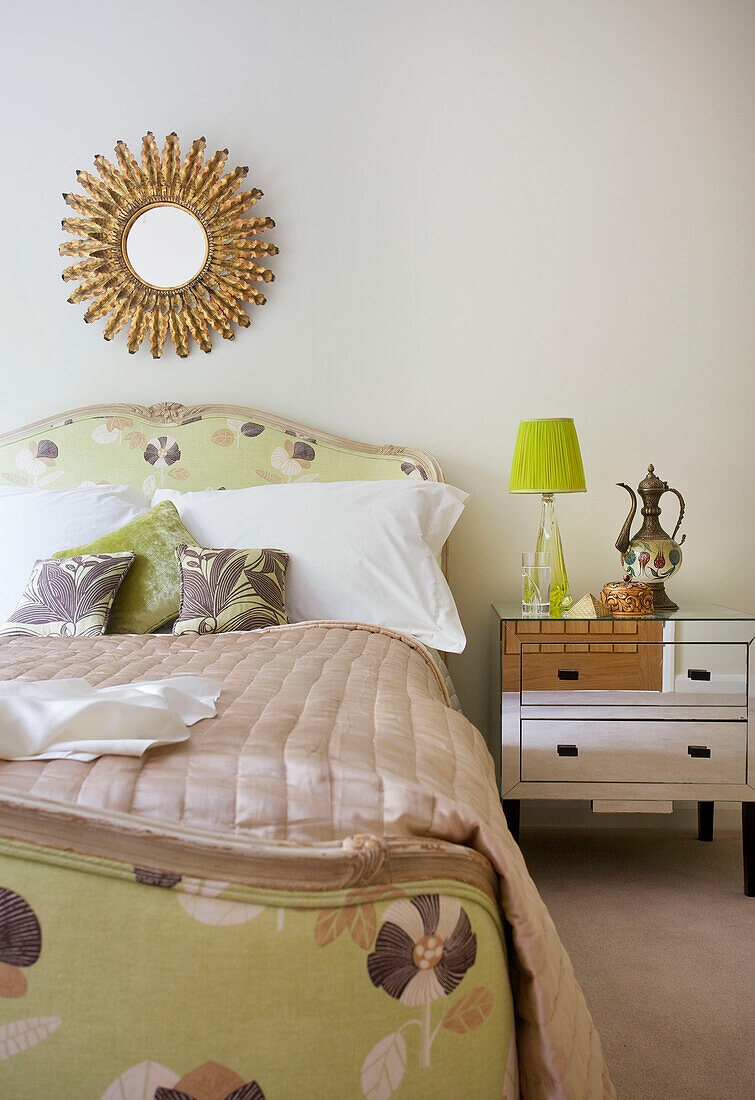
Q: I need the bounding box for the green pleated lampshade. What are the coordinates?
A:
[509,418,586,494]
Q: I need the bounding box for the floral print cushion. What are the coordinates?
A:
[0,553,134,638]
[173,546,288,635]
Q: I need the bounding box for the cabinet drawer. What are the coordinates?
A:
[520,647,659,692]
[520,641,748,703]
[671,643,749,697]
[521,719,747,783]
[502,620,665,694]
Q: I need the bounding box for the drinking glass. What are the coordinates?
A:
[521,552,551,617]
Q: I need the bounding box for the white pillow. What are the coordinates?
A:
[153,481,468,651]
[0,484,150,622]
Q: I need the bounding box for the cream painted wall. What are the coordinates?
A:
[1,2,753,813]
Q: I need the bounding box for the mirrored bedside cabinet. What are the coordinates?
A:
[490,603,755,895]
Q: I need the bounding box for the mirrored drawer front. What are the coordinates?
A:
[520,642,748,704]
[521,720,747,783]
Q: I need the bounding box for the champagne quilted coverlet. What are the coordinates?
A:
[0,623,614,1098]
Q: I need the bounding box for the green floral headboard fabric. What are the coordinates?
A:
[0,401,443,498]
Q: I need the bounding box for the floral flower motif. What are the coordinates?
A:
[155,1084,264,1100]
[668,546,681,566]
[154,1060,265,1100]
[176,878,266,926]
[0,888,42,999]
[133,867,182,889]
[367,895,476,1006]
[654,551,665,569]
[15,439,58,478]
[92,417,133,445]
[623,547,636,566]
[637,550,650,571]
[212,421,266,448]
[240,422,265,438]
[400,461,427,481]
[144,435,181,468]
[270,439,315,478]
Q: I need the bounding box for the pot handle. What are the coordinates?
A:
[664,486,686,543]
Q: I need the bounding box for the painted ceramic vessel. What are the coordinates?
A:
[622,539,682,584]
[615,464,686,611]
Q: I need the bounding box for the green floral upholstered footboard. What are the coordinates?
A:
[0,838,517,1099]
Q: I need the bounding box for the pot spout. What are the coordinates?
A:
[615,483,637,555]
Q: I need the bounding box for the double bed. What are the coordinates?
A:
[0,402,612,1099]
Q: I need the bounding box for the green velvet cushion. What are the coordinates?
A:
[53,501,197,634]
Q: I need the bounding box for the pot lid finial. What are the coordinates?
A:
[639,463,666,492]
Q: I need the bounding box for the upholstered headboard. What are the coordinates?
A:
[0,400,447,566]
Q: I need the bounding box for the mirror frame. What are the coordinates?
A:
[60,132,277,358]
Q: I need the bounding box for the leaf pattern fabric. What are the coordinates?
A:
[0,554,134,638]
[173,545,287,636]
[0,1017,61,1060]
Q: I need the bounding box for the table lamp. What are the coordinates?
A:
[509,418,586,615]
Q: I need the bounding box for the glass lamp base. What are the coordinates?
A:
[535,494,572,615]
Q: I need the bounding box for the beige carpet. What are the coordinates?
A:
[521,826,755,1100]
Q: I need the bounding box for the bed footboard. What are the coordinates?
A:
[0,837,517,1099]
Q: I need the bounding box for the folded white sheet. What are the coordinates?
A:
[0,677,221,761]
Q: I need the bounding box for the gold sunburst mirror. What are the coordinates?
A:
[60,132,277,358]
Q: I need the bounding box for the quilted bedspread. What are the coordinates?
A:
[0,623,614,1099]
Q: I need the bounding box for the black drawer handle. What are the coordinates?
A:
[557,744,579,757]
[688,668,711,681]
[688,745,711,759]
[557,669,579,681]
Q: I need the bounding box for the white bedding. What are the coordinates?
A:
[154,480,468,651]
[0,484,149,621]
[0,676,221,761]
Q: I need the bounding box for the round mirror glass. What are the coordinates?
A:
[124,204,208,289]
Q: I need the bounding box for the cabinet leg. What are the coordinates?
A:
[502,799,520,844]
[743,803,754,898]
[697,801,714,842]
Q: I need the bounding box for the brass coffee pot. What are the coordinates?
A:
[615,465,686,611]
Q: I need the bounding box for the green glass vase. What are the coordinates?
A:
[535,493,572,616]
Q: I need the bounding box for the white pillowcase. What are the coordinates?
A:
[0,484,150,623]
[153,481,468,651]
